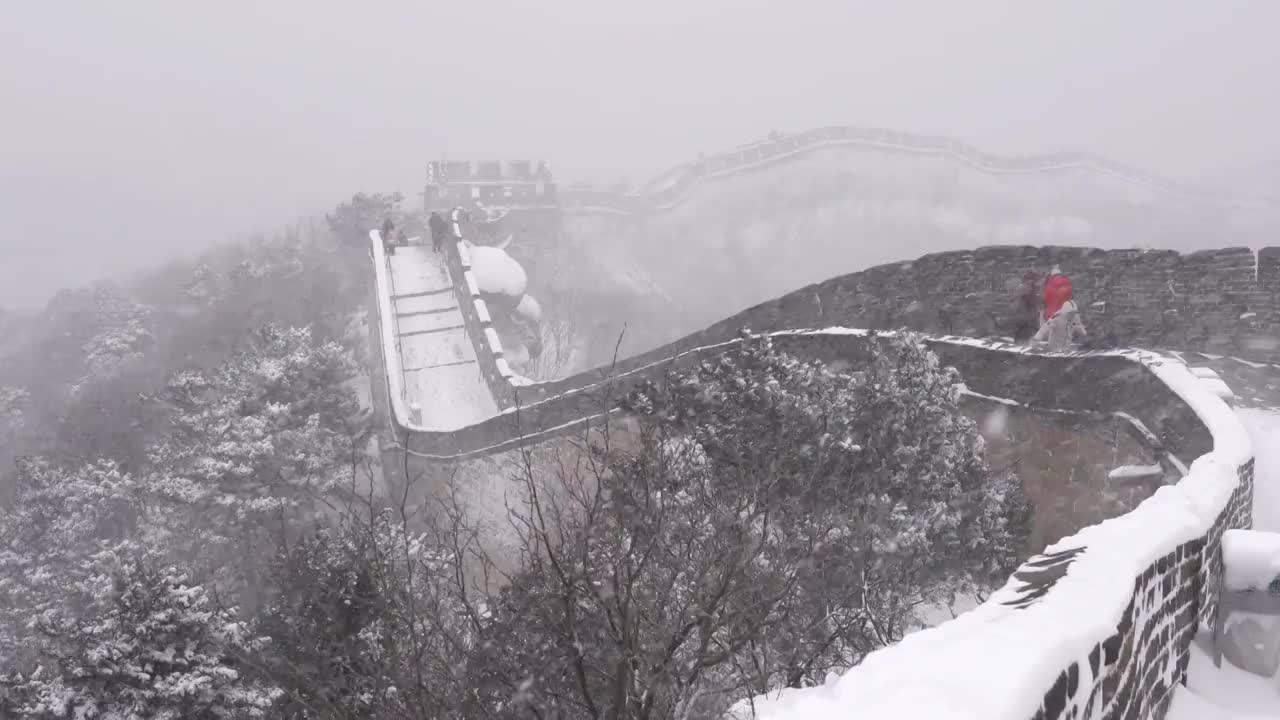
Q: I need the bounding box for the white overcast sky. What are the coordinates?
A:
[2,1,1278,308]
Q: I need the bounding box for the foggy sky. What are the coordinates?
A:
[2,1,1279,309]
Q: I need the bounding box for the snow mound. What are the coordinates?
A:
[1237,408,1280,532]
[468,245,527,297]
[1222,530,1280,591]
[515,294,543,322]
[1171,639,1280,718]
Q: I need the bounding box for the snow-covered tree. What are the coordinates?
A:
[0,553,279,719]
[143,324,367,592]
[80,310,151,384]
[0,459,145,667]
[21,285,154,401]
[0,386,26,434]
[627,331,1029,692]
[181,263,220,306]
[256,509,475,718]
[454,330,1029,717]
[326,192,405,247]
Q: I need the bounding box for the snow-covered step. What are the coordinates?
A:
[381,244,499,429]
[396,307,465,336]
[387,249,452,298]
[399,325,470,368]
[396,293,463,324]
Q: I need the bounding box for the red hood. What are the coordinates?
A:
[1043,275,1073,318]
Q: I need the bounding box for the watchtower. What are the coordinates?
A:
[423,160,558,212]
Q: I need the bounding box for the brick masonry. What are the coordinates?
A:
[1030,459,1253,720]
[749,244,1280,363]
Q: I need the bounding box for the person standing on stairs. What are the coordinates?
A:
[1012,271,1041,342]
[381,218,397,256]
[428,211,449,253]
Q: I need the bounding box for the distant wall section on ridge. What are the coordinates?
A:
[561,125,1271,215]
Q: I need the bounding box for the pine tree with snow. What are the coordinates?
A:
[143,324,366,593]
[0,459,143,651]
[1,553,279,719]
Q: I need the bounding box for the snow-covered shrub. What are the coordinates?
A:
[457,330,1029,718]
[256,509,477,719]
[325,191,405,248]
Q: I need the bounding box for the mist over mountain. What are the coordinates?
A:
[4,2,1280,717]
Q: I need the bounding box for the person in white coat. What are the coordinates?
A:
[1033,298,1087,351]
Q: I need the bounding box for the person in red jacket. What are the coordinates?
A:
[1042,266,1073,326]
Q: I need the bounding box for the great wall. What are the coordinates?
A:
[558,125,1280,215]
[364,130,1278,718]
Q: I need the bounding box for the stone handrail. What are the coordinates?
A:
[366,229,415,431]
[441,207,520,409]
[561,125,1277,216]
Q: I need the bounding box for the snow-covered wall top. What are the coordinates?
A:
[367,229,415,434]
[561,125,1276,216]
[441,209,521,411]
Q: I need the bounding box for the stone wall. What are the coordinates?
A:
[1031,459,1254,719]
[877,245,1280,362]
[760,244,1280,363]
[440,209,519,410]
[531,243,1280,365]
[559,124,1251,215]
[381,236,1254,719]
